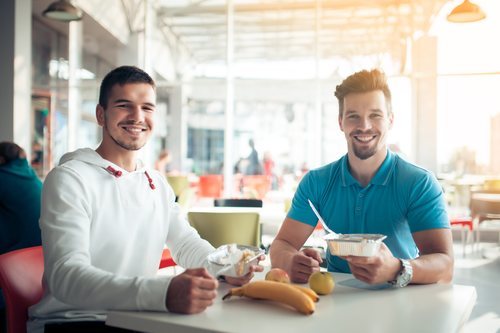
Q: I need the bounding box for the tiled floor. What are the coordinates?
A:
[453,242,500,333]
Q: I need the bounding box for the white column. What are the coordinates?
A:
[168,86,187,172]
[411,35,438,172]
[223,0,235,197]
[313,0,323,167]
[68,20,83,151]
[0,0,32,157]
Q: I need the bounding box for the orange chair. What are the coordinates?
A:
[241,175,271,199]
[0,246,44,333]
[198,174,223,198]
[159,248,176,269]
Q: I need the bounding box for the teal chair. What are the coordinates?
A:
[187,212,260,248]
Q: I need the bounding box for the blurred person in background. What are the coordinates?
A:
[154,149,172,174]
[0,141,42,254]
[244,139,262,175]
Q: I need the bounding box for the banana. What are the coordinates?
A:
[222,280,315,315]
[291,285,319,303]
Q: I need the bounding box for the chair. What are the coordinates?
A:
[470,190,500,252]
[214,198,263,208]
[188,212,260,248]
[0,246,44,333]
[177,187,196,211]
[241,175,271,199]
[166,175,189,200]
[198,175,223,198]
[450,217,474,257]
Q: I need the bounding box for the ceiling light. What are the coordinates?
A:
[42,0,83,22]
[447,0,486,23]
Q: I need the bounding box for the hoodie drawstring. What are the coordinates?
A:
[106,166,122,177]
[144,171,156,190]
[106,166,155,190]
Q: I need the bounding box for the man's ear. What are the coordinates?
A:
[338,113,344,132]
[388,112,394,130]
[96,105,105,126]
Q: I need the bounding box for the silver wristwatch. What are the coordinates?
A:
[388,259,413,288]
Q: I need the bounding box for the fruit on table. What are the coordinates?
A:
[265,268,290,283]
[222,280,315,315]
[291,285,319,302]
[308,271,335,295]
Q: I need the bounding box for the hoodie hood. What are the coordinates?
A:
[59,148,154,189]
[59,148,145,171]
[0,158,39,180]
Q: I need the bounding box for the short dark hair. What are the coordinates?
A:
[334,69,392,117]
[98,66,156,108]
[0,142,26,164]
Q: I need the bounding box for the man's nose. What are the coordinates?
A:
[128,105,144,121]
[358,117,372,130]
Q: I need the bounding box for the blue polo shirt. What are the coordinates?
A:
[288,150,449,273]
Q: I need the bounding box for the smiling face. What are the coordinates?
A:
[338,90,393,161]
[96,83,156,152]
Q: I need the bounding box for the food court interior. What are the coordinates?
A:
[1,0,500,332]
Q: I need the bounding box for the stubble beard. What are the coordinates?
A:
[104,116,147,151]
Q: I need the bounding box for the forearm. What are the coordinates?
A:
[410,252,454,284]
[269,238,299,274]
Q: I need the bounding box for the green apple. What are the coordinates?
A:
[308,271,335,295]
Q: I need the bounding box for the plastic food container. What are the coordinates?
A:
[323,234,387,257]
[207,244,264,278]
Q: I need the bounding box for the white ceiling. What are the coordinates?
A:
[156,0,448,68]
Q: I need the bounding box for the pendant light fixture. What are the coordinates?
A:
[42,0,83,22]
[447,0,486,23]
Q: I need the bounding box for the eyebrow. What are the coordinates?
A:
[112,99,156,107]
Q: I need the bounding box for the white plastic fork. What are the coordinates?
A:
[307,199,340,237]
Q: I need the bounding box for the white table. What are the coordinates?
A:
[106,271,477,333]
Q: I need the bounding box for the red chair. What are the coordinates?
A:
[159,248,176,269]
[450,217,474,257]
[198,175,223,198]
[0,246,44,333]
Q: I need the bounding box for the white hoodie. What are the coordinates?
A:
[28,148,215,333]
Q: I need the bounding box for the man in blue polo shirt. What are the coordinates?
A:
[270,69,453,287]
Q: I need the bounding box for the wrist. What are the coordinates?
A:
[388,258,413,288]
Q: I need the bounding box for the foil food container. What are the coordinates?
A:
[207,244,264,278]
[323,234,387,257]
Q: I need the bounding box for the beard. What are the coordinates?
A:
[104,115,148,151]
[352,143,378,160]
[350,130,380,160]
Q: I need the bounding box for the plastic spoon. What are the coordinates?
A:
[307,199,340,238]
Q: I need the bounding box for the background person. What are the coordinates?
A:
[244,139,262,175]
[28,66,262,333]
[270,69,453,287]
[0,141,42,254]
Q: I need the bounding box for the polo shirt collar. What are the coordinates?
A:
[340,149,396,187]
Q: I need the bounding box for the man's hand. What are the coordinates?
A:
[223,254,266,286]
[288,248,322,283]
[166,268,218,314]
[345,243,401,284]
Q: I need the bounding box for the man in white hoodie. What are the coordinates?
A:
[28,66,261,333]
